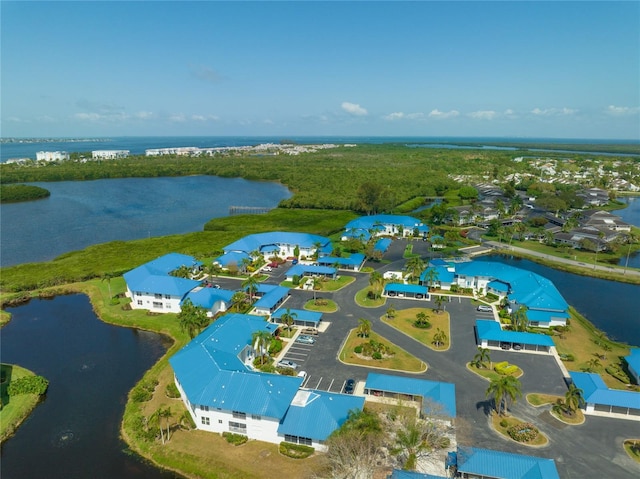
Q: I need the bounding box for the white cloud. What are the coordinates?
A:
[134,111,155,120]
[531,107,577,116]
[190,64,224,84]
[191,114,219,122]
[606,105,639,116]
[428,109,459,119]
[169,113,187,122]
[341,102,368,116]
[74,112,102,121]
[468,110,497,120]
[384,111,424,121]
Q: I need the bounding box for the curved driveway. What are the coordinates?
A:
[276,239,639,478]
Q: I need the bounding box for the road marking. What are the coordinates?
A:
[313,376,323,389]
[327,378,335,391]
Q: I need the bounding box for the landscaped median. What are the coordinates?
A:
[491,414,549,447]
[381,307,450,351]
[338,328,426,373]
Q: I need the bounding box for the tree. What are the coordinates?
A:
[178,299,209,339]
[230,291,248,312]
[511,305,528,332]
[434,295,446,313]
[357,318,372,338]
[369,271,384,299]
[432,328,447,348]
[242,275,259,302]
[386,304,396,319]
[405,256,425,282]
[600,342,612,360]
[312,276,322,301]
[564,384,583,414]
[356,181,385,215]
[458,185,479,202]
[150,406,173,445]
[240,256,252,274]
[585,357,601,372]
[422,267,439,290]
[252,330,273,365]
[486,375,522,416]
[101,272,114,299]
[472,347,491,369]
[391,412,452,470]
[280,308,297,332]
[293,245,300,259]
[414,311,430,329]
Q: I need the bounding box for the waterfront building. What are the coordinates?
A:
[91,150,130,159]
[343,214,428,239]
[570,371,640,419]
[220,231,332,261]
[36,150,69,161]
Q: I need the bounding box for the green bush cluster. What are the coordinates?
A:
[507,422,539,442]
[222,432,248,446]
[269,338,283,355]
[494,361,518,376]
[278,441,314,459]
[559,353,575,362]
[0,184,50,203]
[7,375,49,396]
[165,382,181,398]
[606,364,631,384]
[356,339,394,359]
[131,378,158,403]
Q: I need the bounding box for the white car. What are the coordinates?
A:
[263,266,272,272]
[277,359,298,369]
[477,305,492,313]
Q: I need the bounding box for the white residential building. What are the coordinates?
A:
[36,151,69,162]
[92,150,130,159]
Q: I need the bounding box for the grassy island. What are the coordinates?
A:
[0,184,50,203]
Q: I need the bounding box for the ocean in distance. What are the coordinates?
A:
[2,135,639,162]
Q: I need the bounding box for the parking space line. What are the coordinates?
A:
[327,378,335,392]
[312,376,323,390]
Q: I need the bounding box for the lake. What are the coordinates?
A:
[0,294,179,479]
[0,176,291,267]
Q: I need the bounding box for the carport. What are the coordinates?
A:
[251,285,290,315]
[383,283,429,300]
[570,372,640,418]
[286,264,336,281]
[271,308,322,328]
[475,319,555,352]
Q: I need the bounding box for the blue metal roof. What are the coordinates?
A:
[384,283,428,295]
[343,229,372,241]
[388,471,447,479]
[123,253,202,296]
[476,320,555,347]
[345,214,427,231]
[184,288,235,309]
[224,232,331,254]
[570,372,640,410]
[487,279,509,293]
[317,253,365,267]
[169,313,302,419]
[277,389,365,441]
[272,308,322,325]
[374,238,392,252]
[365,373,456,417]
[626,349,640,374]
[420,265,455,284]
[214,251,251,267]
[253,286,289,309]
[456,447,560,479]
[287,264,336,277]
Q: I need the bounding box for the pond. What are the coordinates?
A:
[0,294,179,479]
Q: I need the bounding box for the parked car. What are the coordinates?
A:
[513,343,522,351]
[297,370,307,380]
[296,335,316,345]
[500,342,511,350]
[276,359,298,370]
[477,305,492,312]
[343,378,355,394]
[263,266,272,272]
[292,258,299,265]
[268,262,279,268]
[301,327,319,336]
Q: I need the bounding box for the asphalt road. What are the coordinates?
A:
[269,239,640,478]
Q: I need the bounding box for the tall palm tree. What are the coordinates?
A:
[486,375,522,416]
[432,328,447,347]
[357,318,372,338]
[422,267,439,290]
[472,347,491,369]
[564,384,583,414]
[369,271,384,299]
[101,272,114,299]
[434,295,446,313]
[178,299,209,339]
[386,304,396,319]
[406,256,425,283]
[280,308,297,333]
[586,357,601,372]
[230,291,248,312]
[511,305,528,332]
[242,275,259,302]
[252,330,273,365]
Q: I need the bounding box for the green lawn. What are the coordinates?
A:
[338,329,426,372]
[467,362,523,381]
[0,364,44,442]
[490,414,549,447]
[354,287,386,308]
[303,298,338,313]
[381,307,450,351]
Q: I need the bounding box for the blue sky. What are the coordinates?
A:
[2,1,639,139]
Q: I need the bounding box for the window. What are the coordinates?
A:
[201,417,210,425]
[154,293,162,299]
[284,434,312,446]
[137,300,143,306]
[251,414,261,421]
[232,411,246,420]
[202,405,209,412]
[135,291,142,296]
[152,302,163,309]
[218,419,223,424]
[228,422,247,434]
[165,294,171,299]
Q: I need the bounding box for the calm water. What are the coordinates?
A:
[0,294,178,479]
[615,196,640,268]
[2,136,637,162]
[477,255,640,347]
[0,176,291,266]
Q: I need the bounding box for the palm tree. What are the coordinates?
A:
[242,275,259,302]
[405,256,425,283]
[280,308,297,333]
[386,304,396,319]
[178,299,209,339]
[312,277,322,301]
[357,318,372,338]
[600,342,612,360]
[432,328,447,348]
[422,267,439,290]
[230,291,248,312]
[564,384,583,414]
[472,347,491,369]
[240,257,252,274]
[511,305,528,332]
[434,295,446,313]
[392,416,427,471]
[369,271,384,299]
[486,375,522,416]
[252,330,273,365]
[101,272,114,299]
[586,357,601,372]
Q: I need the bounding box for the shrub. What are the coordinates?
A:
[507,422,539,442]
[559,353,575,362]
[222,432,248,446]
[131,378,158,403]
[292,275,300,286]
[7,375,49,396]
[279,441,314,459]
[165,382,181,398]
[499,419,509,428]
[413,319,431,329]
[269,338,283,355]
[372,352,382,360]
[354,345,363,354]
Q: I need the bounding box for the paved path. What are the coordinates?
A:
[272,238,640,478]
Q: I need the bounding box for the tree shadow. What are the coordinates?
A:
[476,399,493,417]
[1,363,14,408]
